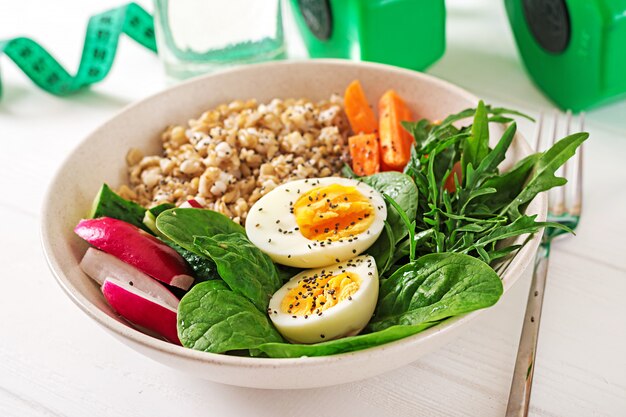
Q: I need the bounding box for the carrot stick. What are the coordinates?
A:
[344,80,377,135]
[349,133,380,176]
[444,161,462,193]
[378,90,414,171]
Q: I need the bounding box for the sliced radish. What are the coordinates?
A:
[75,217,194,290]
[80,248,179,309]
[102,278,180,344]
[179,199,203,208]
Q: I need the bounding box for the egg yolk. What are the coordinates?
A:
[281,271,361,316]
[293,184,375,241]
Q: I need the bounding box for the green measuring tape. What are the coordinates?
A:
[0,2,156,99]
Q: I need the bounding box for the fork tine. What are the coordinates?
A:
[549,110,565,215]
[571,113,585,216]
[560,110,573,213]
[533,113,544,152]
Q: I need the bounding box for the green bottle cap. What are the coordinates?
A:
[291,0,446,71]
[506,0,626,111]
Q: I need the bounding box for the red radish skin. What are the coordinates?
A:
[102,278,180,344]
[75,217,194,290]
[179,199,203,208]
[80,248,179,309]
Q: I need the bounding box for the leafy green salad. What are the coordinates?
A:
[74,100,587,359]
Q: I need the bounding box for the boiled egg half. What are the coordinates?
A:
[246,177,387,268]
[268,255,378,344]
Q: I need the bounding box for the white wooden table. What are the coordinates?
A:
[1,1,625,416]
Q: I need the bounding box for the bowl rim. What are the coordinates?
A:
[41,58,545,369]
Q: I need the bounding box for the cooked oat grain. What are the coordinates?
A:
[122,96,349,224]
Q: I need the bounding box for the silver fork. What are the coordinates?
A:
[505,111,585,417]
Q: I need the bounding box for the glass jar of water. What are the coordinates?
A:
[153,0,286,79]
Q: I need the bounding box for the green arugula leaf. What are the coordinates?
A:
[469,122,517,187]
[402,119,432,151]
[502,132,588,218]
[468,214,570,251]
[462,100,490,177]
[480,153,540,211]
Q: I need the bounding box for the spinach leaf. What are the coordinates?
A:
[383,194,417,263]
[276,264,301,283]
[156,208,245,255]
[370,253,503,332]
[366,221,395,274]
[255,253,503,358]
[341,164,358,179]
[193,234,281,312]
[90,184,150,232]
[502,132,588,218]
[166,240,220,282]
[360,171,418,241]
[154,208,245,283]
[254,322,438,358]
[177,281,283,354]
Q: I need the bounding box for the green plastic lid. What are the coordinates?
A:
[506,0,626,111]
[290,0,446,72]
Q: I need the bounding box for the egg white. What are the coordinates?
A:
[245,177,387,268]
[268,255,379,344]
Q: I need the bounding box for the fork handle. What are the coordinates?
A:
[505,244,551,417]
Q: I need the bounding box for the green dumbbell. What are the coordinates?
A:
[290,0,446,71]
[506,0,626,111]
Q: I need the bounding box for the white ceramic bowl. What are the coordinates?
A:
[41,60,545,389]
